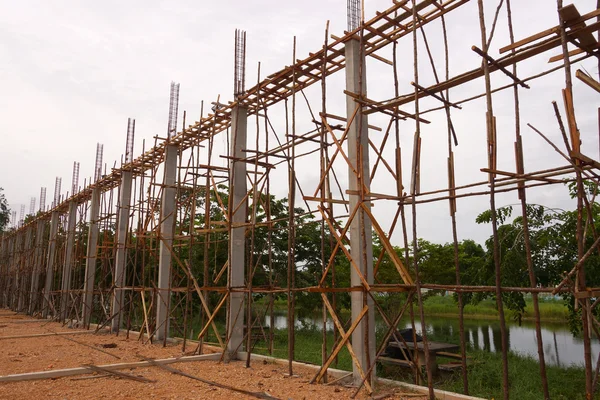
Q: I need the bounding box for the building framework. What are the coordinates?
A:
[2,0,600,398]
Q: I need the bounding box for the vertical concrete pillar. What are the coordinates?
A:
[60,202,77,322]
[3,236,14,308]
[345,38,375,385]
[111,172,133,332]
[18,228,33,312]
[0,235,7,307]
[226,105,248,358]
[156,145,177,341]
[9,236,18,309]
[13,232,23,310]
[4,237,10,308]
[29,220,46,314]
[1,235,9,308]
[43,211,59,318]
[83,188,101,327]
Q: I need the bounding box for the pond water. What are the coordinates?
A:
[264,313,600,367]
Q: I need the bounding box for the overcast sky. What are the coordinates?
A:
[1,0,598,246]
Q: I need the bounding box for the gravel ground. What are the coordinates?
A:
[0,310,424,399]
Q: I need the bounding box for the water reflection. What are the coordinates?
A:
[265,313,599,366]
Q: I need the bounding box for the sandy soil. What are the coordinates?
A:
[0,310,423,399]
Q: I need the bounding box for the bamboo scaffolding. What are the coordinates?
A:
[2,1,600,398]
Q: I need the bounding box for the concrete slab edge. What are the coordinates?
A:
[238,352,485,400]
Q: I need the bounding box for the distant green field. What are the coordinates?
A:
[420,295,569,322]
[263,294,570,322]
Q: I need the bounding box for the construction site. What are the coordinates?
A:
[1,0,600,399]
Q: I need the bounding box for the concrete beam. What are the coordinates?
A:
[111,172,133,332]
[28,220,46,314]
[0,353,220,383]
[82,188,101,327]
[345,38,375,386]
[60,202,78,322]
[42,211,59,318]
[156,144,178,341]
[226,105,248,359]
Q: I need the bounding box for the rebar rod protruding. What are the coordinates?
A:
[94,143,104,183]
[18,205,25,227]
[234,29,247,99]
[167,82,180,139]
[125,118,135,164]
[39,187,46,212]
[53,177,61,208]
[71,161,80,195]
[28,197,35,216]
[347,0,361,31]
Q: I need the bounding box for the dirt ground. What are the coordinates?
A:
[0,310,423,399]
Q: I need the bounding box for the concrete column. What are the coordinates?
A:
[226,105,248,358]
[82,188,101,327]
[60,202,77,322]
[4,237,10,308]
[156,145,178,341]
[18,228,33,312]
[29,220,46,314]
[345,38,375,385]
[111,172,133,332]
[3,236,15,308]
[9,236,18,309]
[0,235,7,307]
[13,232,23,311]
[43,211,59,318]
[1,235,9,308]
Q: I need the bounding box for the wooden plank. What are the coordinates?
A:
[499,26,559,54]
[321,112,382,131]
[303,196,350,205]
[437,351,472,360]
[501,8,600,54]
[548,47,586,63]
[377,20,600,112]
[378,356,413,368]
[438,363,464,372]
[562,87,581,155]
[0,330,95,340]
[559,4,598,50]
[575,289,600,299]
[83,364,155,383]
[576,69,600,93]
[571,151,600,170]
[0,354,220,383]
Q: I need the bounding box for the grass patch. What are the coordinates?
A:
[439,350,589,400]
[421,295,569,322]
[247,326,589,400]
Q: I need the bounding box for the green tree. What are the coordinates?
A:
[474,181,600,329]
[0,188,10,233]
